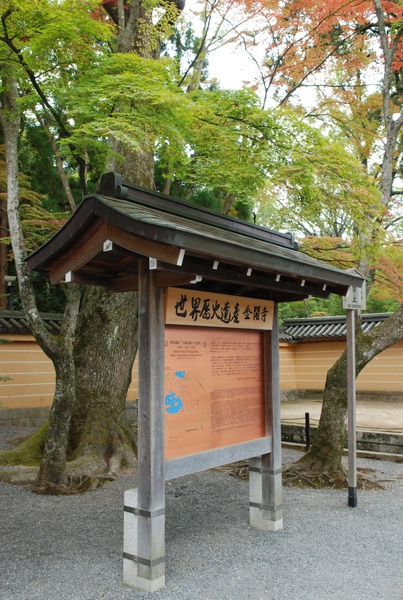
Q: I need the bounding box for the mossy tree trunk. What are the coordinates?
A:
[35,349,77,489]
[67,287,138,477]
[299,351,349,473]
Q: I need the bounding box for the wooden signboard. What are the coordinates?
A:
[164,289,273,460]
[165,288,274,330]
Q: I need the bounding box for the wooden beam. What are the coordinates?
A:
[153,272,200,289]
[66,268,202,294]
[106,224,183,266]
[165,438,271,481]
[152,259,333,299]
[48,220,184,285]
[109,278,138,292]
[262,305,283,528]
[64,271,114,288]
[48,221,109,284]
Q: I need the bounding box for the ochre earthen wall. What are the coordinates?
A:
[1,334,402,411]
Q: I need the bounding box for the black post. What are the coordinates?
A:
[305,412,310,451]
[348,486,358,508]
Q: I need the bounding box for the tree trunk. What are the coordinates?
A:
[294,304,403,479]
[107,142,155,190]
[1,68,81,491]
[65,0,183,478]
[67,286,138,477]
[35,349,77,490]
[0,198,7,309]
[299,352,348,473]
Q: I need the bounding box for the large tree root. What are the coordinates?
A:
[0,422,48,467]
[0,427,137,494]
[282,461,386,490]
[32,445,138,495]
[216,460,387,490]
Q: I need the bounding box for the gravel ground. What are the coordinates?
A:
[1,427,403,600]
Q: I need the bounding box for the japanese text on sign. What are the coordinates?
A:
[342,285,366,310]
[165,288,274,330]
[164,326,265,459]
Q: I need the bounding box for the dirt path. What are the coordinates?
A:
[281,398,403,433]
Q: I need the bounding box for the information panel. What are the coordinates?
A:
[164,325,265,460]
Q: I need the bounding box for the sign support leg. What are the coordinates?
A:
[250,304,283,531]
[124,260,166,591]
[346,308,357,508]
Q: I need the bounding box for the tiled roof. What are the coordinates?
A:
[280,313,392,342]
[26,172,365,303]
[0,311,62,335]
[0,310,392,342]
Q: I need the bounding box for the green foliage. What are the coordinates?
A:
[63,53,295,218]
[278,294,345,323]
[18,120,80,211]
[178,88,280,205]
[183,188,223,212]
[0,0,111,84]
[63,53,188,158]
[256,122,382,254]
[299,236,356,270]
[365,294,399,314]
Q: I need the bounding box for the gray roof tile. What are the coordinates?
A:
[281,313,392,341]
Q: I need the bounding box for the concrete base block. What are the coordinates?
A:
[249,457,283,532]
[123,488,165,592]
[123,558,165,592]
[124,489,138,558]
[250,507,283,531]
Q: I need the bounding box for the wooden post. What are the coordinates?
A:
[123,259,166,591]
[249,303,283,531]
[346,308,357,508]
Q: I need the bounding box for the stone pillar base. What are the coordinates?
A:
[123,488,165,592]
[249,457,283,532]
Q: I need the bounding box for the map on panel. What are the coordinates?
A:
[164,326,265,460]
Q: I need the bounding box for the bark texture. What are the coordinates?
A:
[0,196,7,309]
[67,286,138,478]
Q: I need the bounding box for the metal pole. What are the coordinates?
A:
[305,412,310,451]
[346,308,357,508]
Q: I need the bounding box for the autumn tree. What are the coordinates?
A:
[247,0,403,480]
